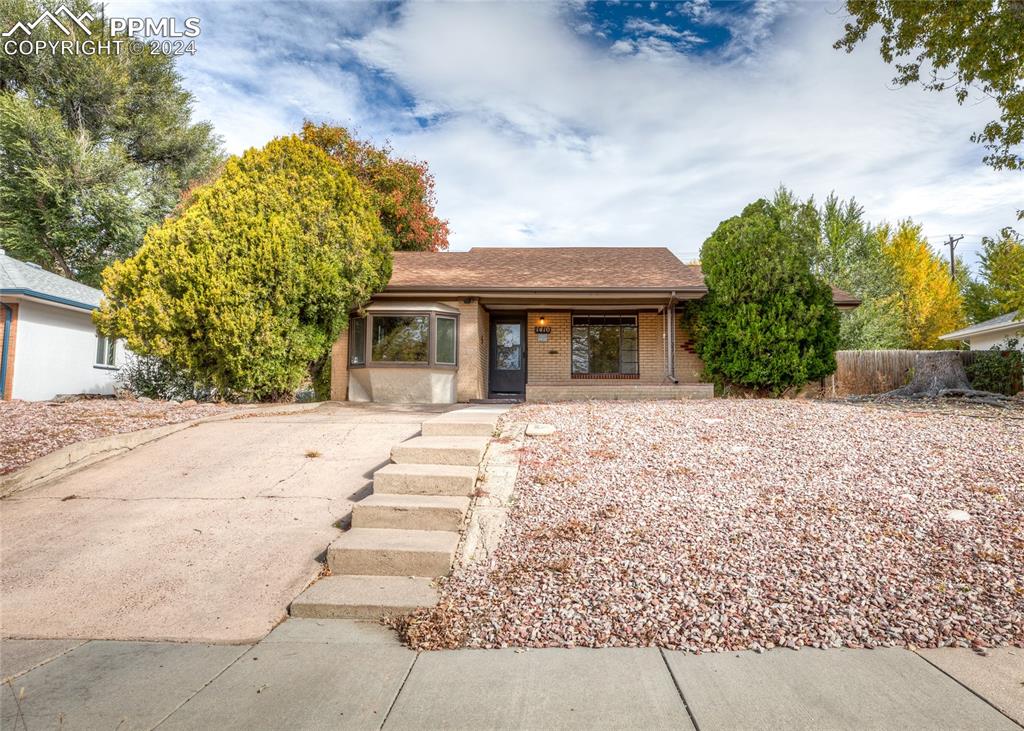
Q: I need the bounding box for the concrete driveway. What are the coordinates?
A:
[0,403,448,643]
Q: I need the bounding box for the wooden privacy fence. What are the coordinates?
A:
[826,350,980,397]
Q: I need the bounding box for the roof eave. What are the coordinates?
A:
[939,320,1024,340]
[381,285,708,294]
[0,288,98,312]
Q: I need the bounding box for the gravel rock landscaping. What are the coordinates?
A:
[0,399,231,474]
[401,399,1024,652]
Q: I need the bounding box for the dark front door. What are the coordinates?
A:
[489,315,527,398]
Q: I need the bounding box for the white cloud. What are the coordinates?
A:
[347,2,1017,266]
[104,1,1020,269]
[623,18,706,45]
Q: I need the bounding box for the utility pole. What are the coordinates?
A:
[945,234,964,281]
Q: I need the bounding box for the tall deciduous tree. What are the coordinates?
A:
[835,0,1024,172]
[94,136,391,401]
[0,0,221,284]
[961,228,1024,322]
[877,220,965,349]
[693,196,840,394]
[795,190,904,349]
[302,122,449,252]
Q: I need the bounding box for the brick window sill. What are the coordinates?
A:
[570,373,640,380]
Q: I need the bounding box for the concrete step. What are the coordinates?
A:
[289,575,438,619]
[421,414,498,437]
[353,494,470,531]
[327,528,460,577]
[372,463,479,496]
[390,436,491,466]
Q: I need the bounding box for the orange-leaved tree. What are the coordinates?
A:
[302,122,449,252]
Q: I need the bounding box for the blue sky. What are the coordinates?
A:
[107,0,1023,270]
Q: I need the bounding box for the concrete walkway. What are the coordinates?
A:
[2,621,1021,730]
[0,403,449,643]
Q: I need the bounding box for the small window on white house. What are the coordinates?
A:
[95,335,117,367]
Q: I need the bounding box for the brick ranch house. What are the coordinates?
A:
[330,247,859,404]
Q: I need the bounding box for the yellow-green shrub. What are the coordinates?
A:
[94,136,391,400]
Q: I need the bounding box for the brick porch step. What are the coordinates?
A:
[352,494,470,531]
[289,575,438,619]
[372,463,479,497]
[390,436,490,466]
[327,528,459,577]
[525,383,714,401]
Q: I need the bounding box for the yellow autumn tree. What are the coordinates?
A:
[877,221,965,349]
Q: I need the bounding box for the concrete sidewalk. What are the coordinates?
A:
[3,621,1021,730]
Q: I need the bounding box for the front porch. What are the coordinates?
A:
[511,308,709,401]
[331,297,712,404]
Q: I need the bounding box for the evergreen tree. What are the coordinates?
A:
[93,136,391,400]
[694,196,840,394]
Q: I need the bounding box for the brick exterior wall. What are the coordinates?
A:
[527,310,694,386]
[456,299,487,401]
[330,325,349,400]
[526,311,571,383]
[526,382,713,400]
[675,311,704,383]
[479,307,490,396]
[1,302,18,401]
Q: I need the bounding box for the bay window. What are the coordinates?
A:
[571,314,638,377]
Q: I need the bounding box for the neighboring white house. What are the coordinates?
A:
[939,310,1023,351]
[1,249,124,401]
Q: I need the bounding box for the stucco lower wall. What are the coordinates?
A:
[348,367,456,404]
[7,300,122,401]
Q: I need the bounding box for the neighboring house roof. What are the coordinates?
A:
[387,246,861,305]
[0,249,102,310]
[830,287,860,307]
[939,310,1022,341]
[388,247,706,292]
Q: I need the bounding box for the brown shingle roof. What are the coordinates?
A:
[386,246,860,306]
[387,247,705,291]
[830,286,860,306]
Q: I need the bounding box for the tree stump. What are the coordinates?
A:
[882,351,1009,403]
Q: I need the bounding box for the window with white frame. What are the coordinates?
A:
[95,334,117,367]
